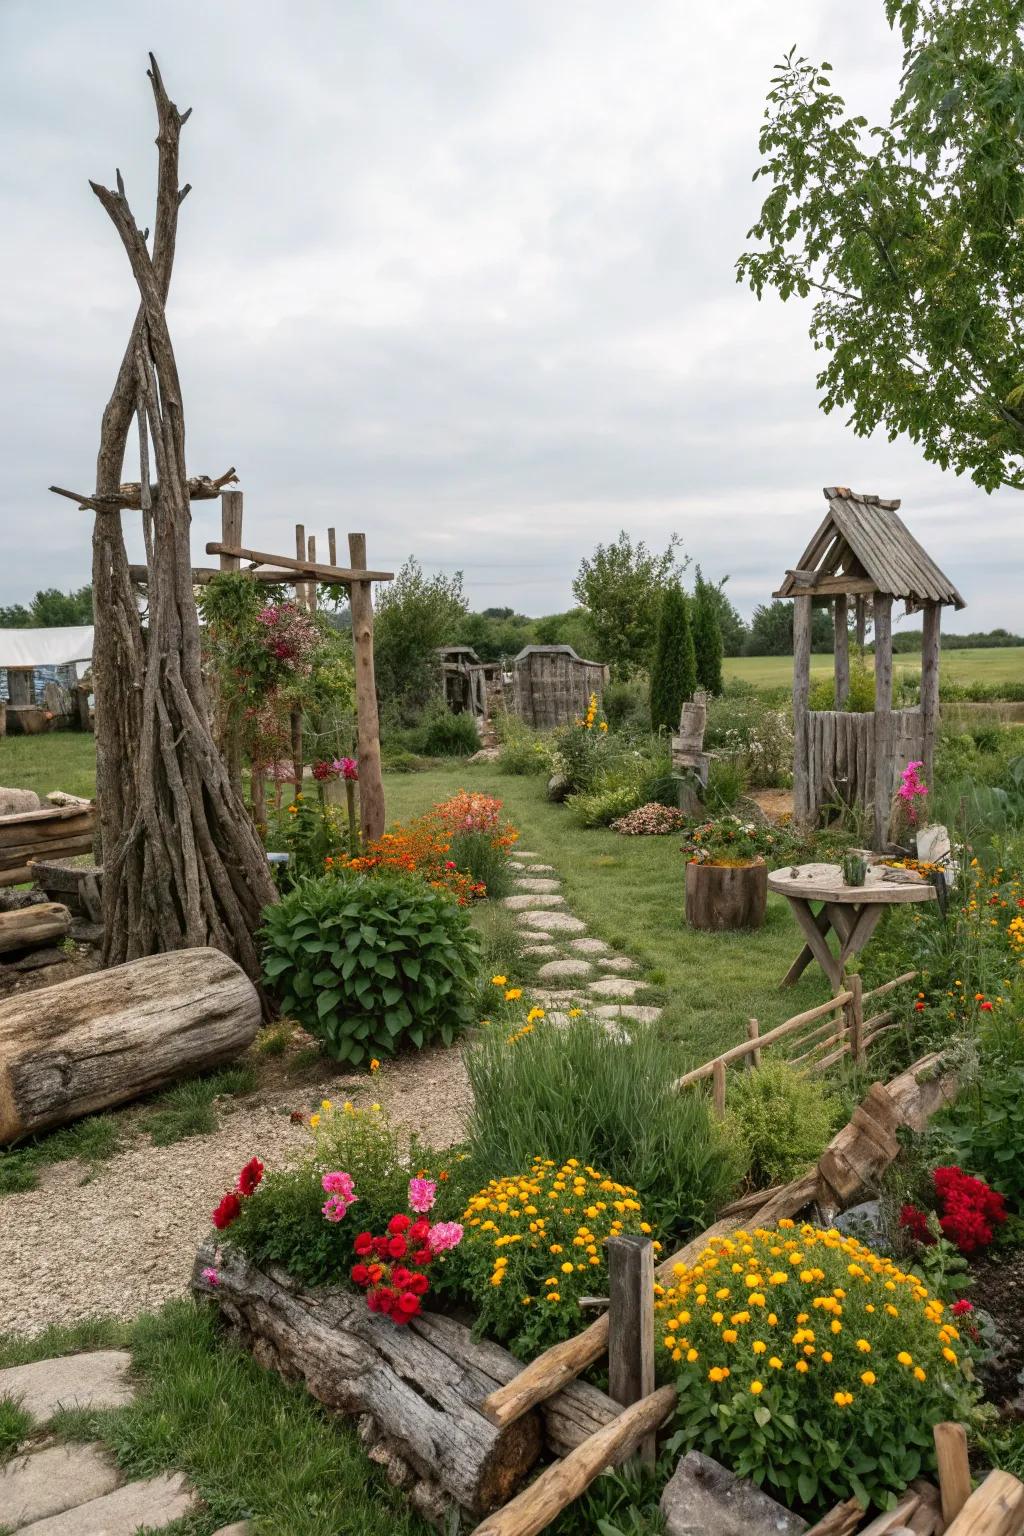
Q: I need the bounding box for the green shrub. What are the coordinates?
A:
[705,693,794,788]
[650,584,697,734]
[464,1015,740,1239]
[721,1061,838,1189]
[380,747,428,773]
[705,756,746,811]
[603,676,652,734]
[809,658,876,712]
[693,574,724,696]
[448,829,513,898]
[417,705,481,757]
[932,1056,1024,1205]
[261,872,482,1065]
[266,794,347,885]
[566,782,644,828]
[496,717,551,775]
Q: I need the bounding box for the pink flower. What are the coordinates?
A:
[427,1221,464,1254]
[201,1266,220,1287]
[408,1177,437,1215]
[333,757,359,781]
[322,1194,355,1223]
[322,1171,357,1200]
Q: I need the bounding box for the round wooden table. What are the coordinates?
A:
[768,861,936,989]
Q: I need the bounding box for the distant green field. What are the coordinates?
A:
[724,646,1024,691]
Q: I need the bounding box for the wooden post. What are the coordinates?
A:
[920,600,941,786]
[855,596,866,650]
[746,1017,761,1070]
[349,532,386,843]
[834,595,850,709]
[873,592,893,850]
[934,1422,973,1528]
[712,1057,727,1117]
[290,523,307,794]
[793,595,813,828]
[327,527,337,567]
[7,669,34,707]
[607,1236,655,1465]
[219,491,245,795]
[307,534,318,613]
[944,1470,1024,1536]
[294,523,307,608]
[845,972,864,1066]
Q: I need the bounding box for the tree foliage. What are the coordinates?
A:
[692,573,725,694]
[649,583,697,733]
[738,0,1024,491]
[572,531,687,677]
[0,585,93,628]
[374,559,467,724]
[745,601,834,656]
[694,574,747,657]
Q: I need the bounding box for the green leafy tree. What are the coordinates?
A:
[374,558,467,724]
[572,532,687,677]
[649,583,697,732]
[745,601,834,656]
[0,585,93,627]
[694,574,747,657]
[692,572,725,694]
[533,607,600,657]
[738,0,1024,492]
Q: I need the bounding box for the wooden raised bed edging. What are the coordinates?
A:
[191,1241,621,1521]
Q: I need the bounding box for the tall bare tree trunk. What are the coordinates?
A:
[69,56,276,979]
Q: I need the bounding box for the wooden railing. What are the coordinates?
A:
[672,970,918,1113]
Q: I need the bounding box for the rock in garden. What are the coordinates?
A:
[525,863,555,873]
[503,894,566,910]
[547,773,571,802]
[0,1350,135,1421]
[17,1471,197,1534]
[211,1525,252,1536]
[592,1004,662,1025]
[514,878,562,893]
[519,910,587,934]
[569,937,611,955]
[466,747,500,764]
[587,976,647,999]
[537,959,594,982]
[0,1442,119,1527]
[833,1200,887,1250]
[661,1450,808,1536]
[597,956,637,972]
[522,944,560,957]
[0,786,41,815]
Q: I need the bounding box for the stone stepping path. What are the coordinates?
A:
[0,1350,249,1534]
[506,852,662,1037]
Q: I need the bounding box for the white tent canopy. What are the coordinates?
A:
[0,626,94,671]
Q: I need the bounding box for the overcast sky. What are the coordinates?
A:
[1,0,1019,632]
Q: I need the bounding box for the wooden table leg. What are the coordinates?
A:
[837,903,885,969]
[781,903,832,986]
[785,898,844,990]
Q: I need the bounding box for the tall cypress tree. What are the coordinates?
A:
[649,583,697,733]
[693,574,725,695]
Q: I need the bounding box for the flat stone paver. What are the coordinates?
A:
[530,988,582,1006]
[587,976,648,999]
[520,910,587,934]
[0,1351,134,1421]
[18,1472,196,1534]
[514,878,562,893]
[598,956,638,973]
[508,860,526,870]
[525,863,555,873]
[522,944,560,957]
[212,1525,252,1536]
[513,851,539,859]
[503,894,566,911]
[0,1443,119,1528]
[592,1004,663,1025]
[568,937,611,955]
[537,959,594,982]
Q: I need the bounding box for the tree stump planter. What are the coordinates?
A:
[685,860,767,932]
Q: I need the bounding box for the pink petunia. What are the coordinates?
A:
[408,1177,437,1214]
[201,1266,220,1287]
[322,1171,357,1201]
[427,1221,463,1254]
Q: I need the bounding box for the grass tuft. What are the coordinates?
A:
[0,1398,33,1463]
[256,1024,292,1057]
[0,1113,122,1198]
[142,1065,258,1148]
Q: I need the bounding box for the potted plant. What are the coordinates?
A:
[681,818,787,932]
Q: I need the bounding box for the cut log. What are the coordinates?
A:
[0,947,260,1143]
[943,1470,1024,1536]
[0,903,72,956]
[685,861,767,932]
[191,1241,546,1515]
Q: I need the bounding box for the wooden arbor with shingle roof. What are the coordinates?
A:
[775,487,965,846]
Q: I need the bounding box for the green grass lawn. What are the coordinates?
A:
[724,645,1024,691]
[386,766,831,1066]
[0,730,98,799]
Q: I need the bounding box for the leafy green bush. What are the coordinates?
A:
[464,1015,740,1239]
[448,829,514,898]
[261,872,482,1065]
[705,756,746,811]
[721,1061,838,1189]
[809,658,876,713]
[705,693,794,789]
[417,705,481,757]
[566,782,644,828]
[602,676,651,734]
[496,717,551,775]
[932,1056,1024,1205]
[650,584,697,733]
[266,793,347,885]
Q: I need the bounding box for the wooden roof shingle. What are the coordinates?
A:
[775,487,965,609]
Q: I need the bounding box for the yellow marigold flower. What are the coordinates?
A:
[708,1367,728,1383]
[914,1366,927,1382]
[560,1262,574,1274]
[768,1356,783,1370]
[309,1113,320,1129]
[712,1312,724,1326]
[491,976,507,987]
[687,1348,699,1362]
[752,1340,767,1355]
[861,1371,876,1386]
[794,1360,809,1373]
[821,1351,833,1363]
[371,1103,381,1112]
[856,1339,871,1353]
[942,1348,958,1365]
[831,1320,842,1334]
[546,1293,560,1304]
[715,1287,731,1300]
[898,1352,913,1367]
[722,1329,738,1344]
[833,1391,854,1407]
[369,1059,380,1072]
[505,988,522,1001]
[750,1380,764,1395]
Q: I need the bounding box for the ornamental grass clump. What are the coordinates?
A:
[457,1158,652,1355]
[657,1221,977,1516]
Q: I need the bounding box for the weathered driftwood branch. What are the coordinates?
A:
[49,467,238,512]
[470,1386,678,1536]
[0,947,260,1144]
[0,903,72,956]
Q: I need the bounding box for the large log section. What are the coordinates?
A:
[191,1242,620,1518]
[0,948,260,1144]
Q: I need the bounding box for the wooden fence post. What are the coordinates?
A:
[218,491,245,796]
[607,1235,655,1466]
[348,532,386,844]
[934,1422,973,1528]
[846,973,864,1066]
[712,1057,727,1116]
[746,1018,761,1070]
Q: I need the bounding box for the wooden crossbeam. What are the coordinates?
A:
[773,573,877,599]
[129,564,299,586]
[205,541,393,585]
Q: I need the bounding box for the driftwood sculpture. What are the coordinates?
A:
[49,57,275,977]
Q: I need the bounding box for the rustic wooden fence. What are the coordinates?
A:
[673,970,919,1114]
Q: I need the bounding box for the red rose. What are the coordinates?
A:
[211,1191,242,1230]
[387,1235,408,1260]
[980,1001,993,1011]
[236,1157,264,1197]
[376,1287,395,1315]
[388,1213,411,1235]
[409,1219,430,1243]
[914,1000,925,1012]
[351,1264,370,1287]
[366,1288,382,1313]
[390,1266,414,1290]
[408,1272,429,1296]
[412,1246,432,1267]
[372,1236,391,1259]
[396,1291,421,1316]
[354,1232,374,1256]
[951,1300,974,1317]
[390,1309,411,1326]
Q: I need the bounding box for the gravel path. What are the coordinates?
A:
[0,1044,471,1337]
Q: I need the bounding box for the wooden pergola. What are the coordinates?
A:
[775,487,965,846]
